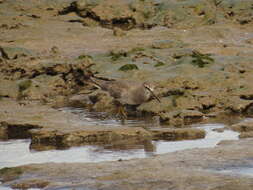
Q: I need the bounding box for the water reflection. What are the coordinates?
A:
[58,107,159,127]
[0,124,239,169]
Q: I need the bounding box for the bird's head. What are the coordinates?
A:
[143,82,161,103]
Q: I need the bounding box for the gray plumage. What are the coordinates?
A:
[90,78,160,105]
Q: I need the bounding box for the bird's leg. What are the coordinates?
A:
[118,104,127,120]
[114,101,127,120]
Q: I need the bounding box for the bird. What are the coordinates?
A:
[89,77,161,118]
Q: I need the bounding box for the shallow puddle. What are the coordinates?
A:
[217,167,253,177]
[58,107,157,127]
[211,165,253,178]
[0,124,239,169]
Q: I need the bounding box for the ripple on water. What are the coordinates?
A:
[219,167,253,177]
[58,107,158,127]
[210,165,253,178]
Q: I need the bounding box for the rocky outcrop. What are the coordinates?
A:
[30,126,151,150]
[230,120,253,138]
[0,46,34,60]
[0,100,152,150]
[150,127,205,141]
[59,0,253,30]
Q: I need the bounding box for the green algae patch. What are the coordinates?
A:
[109,50,127,61]
[77,54,92,60]
[18,80,32,92]
[154,62,165,67]
[191,50,214,68]
[119,64,139,71]
[0,167,23,182]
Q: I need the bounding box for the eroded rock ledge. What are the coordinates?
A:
[0,99,207,150]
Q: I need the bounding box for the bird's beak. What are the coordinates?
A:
[146,87,161,103]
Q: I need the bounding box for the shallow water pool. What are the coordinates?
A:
[0,124,239,169]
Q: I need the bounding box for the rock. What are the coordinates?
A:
[239,132,253,139]
[68,94,91,107]
[0,123,8,140]
[75,0,100,10]
[159,110,204,126]
[0,80,20,98]
[245,38,253,44]
[175,96,202,110]
[50,46,60,54]
[150,127,205,141]
[213,128,225,133]
[231,121,253,132]
[0,100,151,150]
[0,121,41,139]
[21,75,68,100]
[160,111,185,127]
[75,0,88,11]
[11,179,49,190]
[113,27,126,37]
[225,96,253,113]
[157,87,185,97]
[73,0,102,18]
[152,40,184,49]
[0,46,34,59]
[198,96,216,110]
[180,110,204,124]
[52,95,68,108]
[0,167,23,182]
[88,90,115,112]
[30,126,151,150]
[82,17,100,26]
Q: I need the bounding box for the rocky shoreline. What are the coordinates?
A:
[1,0,253,189]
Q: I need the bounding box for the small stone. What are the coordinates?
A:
[0,124,8,140]
[113,27,126,37]
[75,0,88,10]
[0,46,34,59]
[245,38,253,44]
[51,46,60,54]
[0,80,20,98]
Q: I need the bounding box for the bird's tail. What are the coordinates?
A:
[86,73,115,90]
[88,76,103,89]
